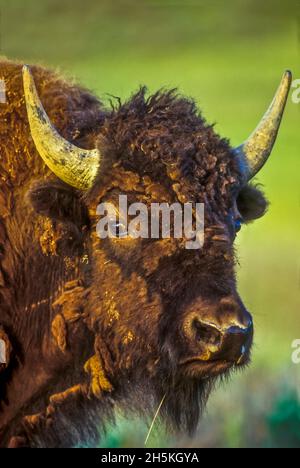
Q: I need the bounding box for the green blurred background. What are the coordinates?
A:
[1,0,300,448]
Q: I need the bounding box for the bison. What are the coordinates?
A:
[0,59,291,447]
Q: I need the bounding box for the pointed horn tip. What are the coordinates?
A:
[22,65,31,77]
[284,69,292,80]
[282,70,293,88]
[22,65,34,90]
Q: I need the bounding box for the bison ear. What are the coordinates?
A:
[29,181,90,229]
[237,184,269,222]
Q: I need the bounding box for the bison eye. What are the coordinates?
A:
[109,221,128,238]
[234,218,243,233]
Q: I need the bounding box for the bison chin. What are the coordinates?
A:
[155,365,242,434]
[116,338,250,437]
[153,355,249,434]
[154,356,250,434]
[120,363,233,437]
[156,376,217,435]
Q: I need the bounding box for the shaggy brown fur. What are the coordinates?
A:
[0,59,267,448]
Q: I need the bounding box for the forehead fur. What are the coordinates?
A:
[89,88,241,212]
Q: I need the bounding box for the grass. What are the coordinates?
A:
[1,0,300,447]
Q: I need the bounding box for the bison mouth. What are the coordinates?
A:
[179,355,249,379]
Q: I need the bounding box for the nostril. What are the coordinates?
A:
[192,319,222,347]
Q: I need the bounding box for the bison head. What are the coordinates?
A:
[23,67,291,438]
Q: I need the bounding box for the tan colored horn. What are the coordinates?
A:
[234,70,292,180]
[23,65,100,190]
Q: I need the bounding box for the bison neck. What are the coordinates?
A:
[0,206,93,446]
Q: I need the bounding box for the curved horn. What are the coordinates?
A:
[234,70,292,181]
[23,65,100,190]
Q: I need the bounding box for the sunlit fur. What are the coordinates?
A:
[0,60,267,447]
